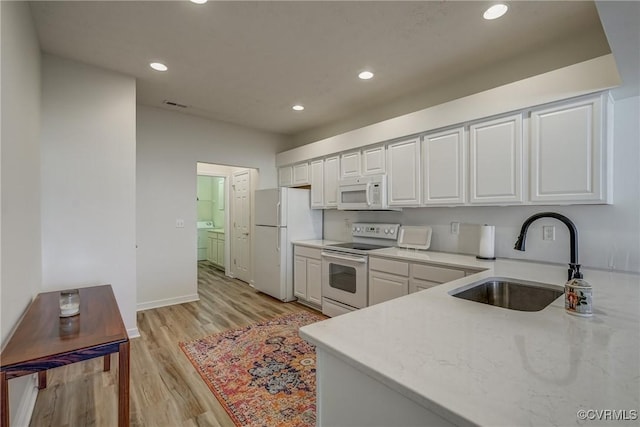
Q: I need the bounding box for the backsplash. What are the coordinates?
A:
[323,205,639,274]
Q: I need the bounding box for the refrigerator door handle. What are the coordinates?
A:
[276,226,280,252]
[276,201,281,227]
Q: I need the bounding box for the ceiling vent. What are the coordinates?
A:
[162,100,188,109]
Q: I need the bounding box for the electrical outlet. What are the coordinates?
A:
[543,225,555,241]
[176,219,185,228]
[451,222,460,235]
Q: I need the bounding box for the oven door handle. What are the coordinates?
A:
[321,252,367,263]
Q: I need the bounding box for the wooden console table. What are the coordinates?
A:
[0,285,129,427]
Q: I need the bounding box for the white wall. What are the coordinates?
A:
[40,55,138,335]
[136,106,287,309]
[324,96,640,273]
[0,1,43,423]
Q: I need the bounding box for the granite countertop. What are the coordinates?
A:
[300,249,640,426]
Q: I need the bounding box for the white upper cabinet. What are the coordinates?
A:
[340,151,361,178]
[278,166,293,187]
[387,138,421,206]
[362,145,386,175]
[279,163,310,187]
[530,94,609,204]
[292,162,310,186]
[310,159,324,209]
[324,156,340,208]
[422,127,466,205]
[469,114,524,204]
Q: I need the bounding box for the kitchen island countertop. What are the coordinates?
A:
[300,250,640,426]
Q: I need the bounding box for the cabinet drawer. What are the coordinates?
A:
[295,245,322,259]
[411,263,465,283]
[369,257,409,276]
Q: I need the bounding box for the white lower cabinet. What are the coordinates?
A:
[294,245,322,307]
[207,231,225,269]
[369,255,481,305]
[369,257,409,306]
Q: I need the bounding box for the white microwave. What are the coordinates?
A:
[337,175,392,210]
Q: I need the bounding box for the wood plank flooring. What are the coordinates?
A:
[28,262,316,426]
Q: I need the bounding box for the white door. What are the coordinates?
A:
[530,95,606,203]
[310,159,324,209]
[469,114,523,204]
[340,151,361,178]
[232,170,251,282]
[324,156,340,207]
[422,127,466,205]
[387,138,421,206]
[362,145,385,175]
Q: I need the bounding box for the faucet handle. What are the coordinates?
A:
[569,263,583,280]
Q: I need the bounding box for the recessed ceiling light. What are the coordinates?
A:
[358,71,374,80]
[292,105,305,111]
[150,62,168,72]
[190,0,208,4]
[483,4,508,20]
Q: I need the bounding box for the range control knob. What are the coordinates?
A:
[384,229,389,234]
[390,228,395,234]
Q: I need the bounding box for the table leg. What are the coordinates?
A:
[1,371,8,427]
[118,341,130,427]
[104,354,111,372]
[38,371,47,389]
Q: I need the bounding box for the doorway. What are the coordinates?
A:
[196,162,256,284]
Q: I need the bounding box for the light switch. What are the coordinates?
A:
[176,219,185,228]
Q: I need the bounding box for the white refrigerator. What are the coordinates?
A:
[253,188,322,302]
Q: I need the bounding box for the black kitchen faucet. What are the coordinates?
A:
[514,212,583,281]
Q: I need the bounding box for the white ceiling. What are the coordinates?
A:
[29,1,610,136]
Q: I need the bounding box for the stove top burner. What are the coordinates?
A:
[327,242,390,251]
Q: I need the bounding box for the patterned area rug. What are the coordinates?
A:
[179,311,326,427]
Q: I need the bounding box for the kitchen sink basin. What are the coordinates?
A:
[450,278,563,312]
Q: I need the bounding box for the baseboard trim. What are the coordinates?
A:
[13,374,38,427]
[136,294,200,312]
[127,327,141,339]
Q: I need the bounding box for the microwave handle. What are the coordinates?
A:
[365,182,372,207]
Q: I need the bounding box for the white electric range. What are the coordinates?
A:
[321,223,400,317]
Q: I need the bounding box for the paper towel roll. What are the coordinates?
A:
[477,225,496,260]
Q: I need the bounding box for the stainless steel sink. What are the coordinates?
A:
[450,278,563,312]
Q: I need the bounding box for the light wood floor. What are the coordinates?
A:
[29,262,316,426]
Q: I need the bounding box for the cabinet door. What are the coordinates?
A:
[324,156,340,207]
[310,159,324,208]
[278,166,293,187]
[387,138,421,206]
[422,127,466,205]
[217,239,225,267]
[294,255,308,300]
[362,145,385,175]
[293,163,310,185]
[307,259,322,305]
[340,151,361,178]
[207,236,217,263]
[530,95,607,204]
[409,278,439,294]
[369,271,409,306]
[469,114,523,204]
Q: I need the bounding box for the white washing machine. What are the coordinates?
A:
[197,221,214,260]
